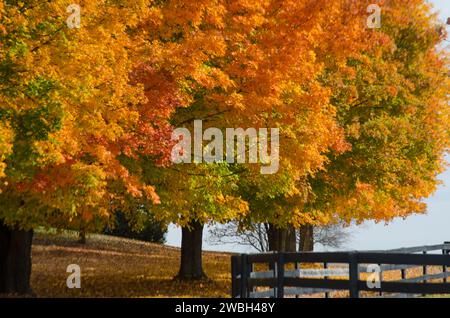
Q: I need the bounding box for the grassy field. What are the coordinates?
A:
[30,232,449,298]
[31,232,231,298]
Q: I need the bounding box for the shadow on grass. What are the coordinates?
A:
[30,232,231,298]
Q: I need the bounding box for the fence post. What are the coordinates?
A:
[444,242,450,283]
[295,261,300,299]
[270,252,277,298]
[231,256,238,298]
[248,260,254,296]
[349,252,360,298]
[324,262,329,298]
[277,253,285,298]
[240,254,249,298]
[423,251,427,297]
[378,263,383,297]
[401,268,406,280]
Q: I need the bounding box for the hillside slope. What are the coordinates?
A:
[31,232,231,297]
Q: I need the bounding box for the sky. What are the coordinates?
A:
[165,0,450,253]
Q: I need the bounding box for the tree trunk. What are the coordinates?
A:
[299,224,314,252]
[0,221,34,295]
[78,229,86,244]
[267,224,297,252]
[285,226,297,252]
[267,224,286,252]
[77,219,86,244]
[177,220,206,280]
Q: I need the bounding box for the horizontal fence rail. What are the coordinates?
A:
[231,242,450,298]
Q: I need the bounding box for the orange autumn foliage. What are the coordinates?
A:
[0,0,448,236]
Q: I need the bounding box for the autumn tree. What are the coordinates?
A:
[232,0,449,253]
[230,0,383,252]
[0,0,168,294]
[136,0,383,277]
[301,0,450,248]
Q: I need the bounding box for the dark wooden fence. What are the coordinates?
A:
[231,242,450,298]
